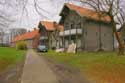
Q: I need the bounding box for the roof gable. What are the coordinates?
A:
[39,21,64,32]
[40,21,56,31]
[60,3,111,23]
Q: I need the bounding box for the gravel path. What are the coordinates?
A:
[42,54,91,83]
[20,49,59,83]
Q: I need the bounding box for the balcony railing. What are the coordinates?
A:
[59,29,82,36]
[39,36,48,40]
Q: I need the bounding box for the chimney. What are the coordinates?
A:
[28,30,30,32]
[53,21,58,29]
[34,28,36,31]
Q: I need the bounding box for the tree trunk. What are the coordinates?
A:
[112,19,124,55]
[48,32,51,49]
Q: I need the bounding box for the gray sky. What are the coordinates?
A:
[9,0,81,30]
[0,0,125,31]
[9,0,63,30]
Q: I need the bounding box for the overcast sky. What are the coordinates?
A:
[9,0,66,30]
[8,0,81,30]
[1,0,125,31]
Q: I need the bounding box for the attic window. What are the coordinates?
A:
[104,33,106,37]
[76,23,81,29]
[65,23,69,30]
[71,23,75,29]
[96,32,98,36]
[85,30,87,35]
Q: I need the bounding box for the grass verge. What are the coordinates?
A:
[0,47,26,73]
[44,50,125,83]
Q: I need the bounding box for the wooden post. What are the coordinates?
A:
[76,23,78,53]
[69,24,72,45]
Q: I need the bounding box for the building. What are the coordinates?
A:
[12,28,39,48]
[38,21,63,49]
[59,3,114,51]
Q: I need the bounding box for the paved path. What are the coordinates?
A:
[21,49,59,83]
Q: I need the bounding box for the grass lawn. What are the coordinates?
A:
[44,51,125,83]
[0,47,26,73]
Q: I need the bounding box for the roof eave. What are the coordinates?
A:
[81,15,111,24]
[59,3,68,16]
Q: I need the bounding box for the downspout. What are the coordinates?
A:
[82,18,85,50]
[69,24,72,45]
[99,21,102,51]
[76,22,78,53]
[63,25,65,49]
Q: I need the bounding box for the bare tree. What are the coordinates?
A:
[52,23,61,48]
[0,0,69,28]
[0,0,75,28]
[0,0,27,29]
[9,28,27,42]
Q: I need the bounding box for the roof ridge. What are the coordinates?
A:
[63,3,111,23]
[41,20,55,23]
[65,3,96,13]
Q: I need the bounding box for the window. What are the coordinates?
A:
[85,30,87,35]
[65,23,69,30]
[71,21,75,29]
[96,32,98,36]
[104,33,106,37]
[71,24,73,29]
[71,23,75,29]
[76,23,81,29]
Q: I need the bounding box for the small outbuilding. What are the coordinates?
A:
[12,28,39,48]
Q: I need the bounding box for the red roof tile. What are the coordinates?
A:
[64,3,111,23]
[41,21,56,31]
[13,29,39,42]
[40,21,64,32]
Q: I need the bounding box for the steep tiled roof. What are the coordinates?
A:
[41,21,56,31]
[62,3,111,23]
[13,29,39,42]
[40,21,64,32]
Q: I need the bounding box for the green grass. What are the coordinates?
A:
[0,47,26,73]
[44,51,125,83]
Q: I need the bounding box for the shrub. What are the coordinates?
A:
[16,41,27,50]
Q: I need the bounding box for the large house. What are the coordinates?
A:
[59,3,114,51]
[12,28,39,48]
[38,21,63,49]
